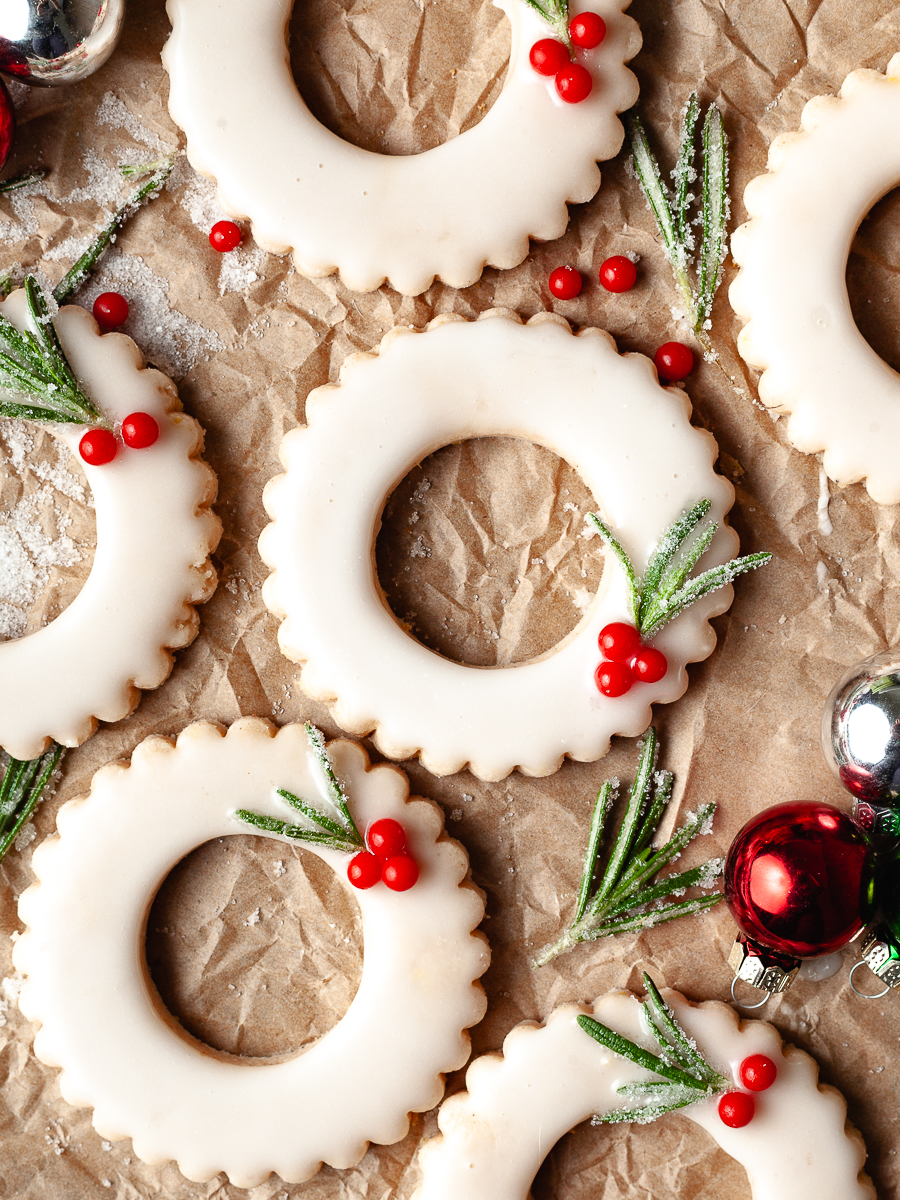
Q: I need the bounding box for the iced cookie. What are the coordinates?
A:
[260,311,742,781]
[730,53,900,505]
[14,720,489,1188]
[414,987,874,1200]
[162,0,641,294]
[0,288,219,760]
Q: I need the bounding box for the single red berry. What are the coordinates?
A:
[599,255,637,293]
[347,851,382,889]
[655,341,695,383]
[568,12,606,48]
[718,1091,755,1128]
[594,659,634,697]
[121,412,159,449]
[598,622,640,662]
[209,220,242,252]
[529,38,569,76]
[92,292,129,331]
[79,428,117,466]
[631,646,668,683]
[548,265,583,300]
[555,62,593,104]
[739,1055,778,1092]
[382,854,419,891]
[367,817,407,858]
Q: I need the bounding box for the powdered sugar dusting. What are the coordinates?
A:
[75,247,224,378]
[96,92,171,157]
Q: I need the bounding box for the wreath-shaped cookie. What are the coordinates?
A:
[730,53,900,504]
[0,288,220,760]
[14,720,489,1188]
[260,311,744,781]
[163,0,641,294]
[414,987,874,1200]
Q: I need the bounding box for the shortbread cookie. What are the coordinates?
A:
[162,0,641,294]
[0,291,219,760]
[414,990,874,1200]
[260,312,739,781]
[14,720,489,1188]
[730,53,900,504]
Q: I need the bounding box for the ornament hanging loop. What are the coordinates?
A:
[848,959,891,1000]
[730,976,773,1010]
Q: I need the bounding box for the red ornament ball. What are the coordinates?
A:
[347,851,382,889]
[548,265,583,300]
[724,801,876,958]
[121,412,159,449]
[93,292,129,331]
[718,1091,755,1128]
[655,341,695,383]
[598,622,640,662]
[555,62,593,104]
[740,1054,777,1092]
[367,817,407,858]
[0,79,15,173]
[209,220,242,252]
[568,11,606,48]
[529,38,569,76]
[599,255,637,293]
[79,428,117,466]
[382,854,419,891]
[632,646,668,683]
[594,659,633,697]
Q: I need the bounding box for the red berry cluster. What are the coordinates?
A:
[594,622,667,697]
[78,411,160,467]
[347,818,419,892]
[717,1054,777,1128]
[529,12,605,105]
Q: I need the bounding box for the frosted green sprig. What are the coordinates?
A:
[0,743,64,863]
[236,723,363,853]
[587,498,771,641]
[53,155,175,305]
[627,96,729,355]
[534,729,723,966]
[518,0,571,48]
[0,276,104,425]
[578,973,730,1123]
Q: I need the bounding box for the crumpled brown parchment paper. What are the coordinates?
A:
[2,1,900,1197]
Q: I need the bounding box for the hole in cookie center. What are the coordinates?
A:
[0,423,97,642]
[375,438,604,668]
[289,0,510,155]
[533,1111,751,1200]
[847,187,900,372]
[145,835,363,1061]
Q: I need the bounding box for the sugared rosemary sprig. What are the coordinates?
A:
[588,498,771,640]
[628,95,729,357]
[534,729,723,966]
[519,0,571,48]
[0,743,64,863]
[236,722,363,853]
[578,973,730,1122]
[53,155,175,305]
[0,170,48,195]
[0,276,104,425]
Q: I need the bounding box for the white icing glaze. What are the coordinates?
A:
[0,292,220,760]
[14,720,489,1188]
[259,312,739,781]
[162,0,641,295]
[730,53,900,505]
[413,990,875,1200]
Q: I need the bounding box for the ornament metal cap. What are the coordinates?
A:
[849,926,900,998]
[728,934,800,1003]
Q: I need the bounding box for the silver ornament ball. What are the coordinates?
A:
[823,650,900,805]
[0,0,125,87]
